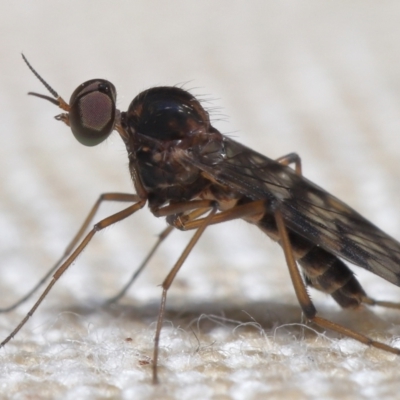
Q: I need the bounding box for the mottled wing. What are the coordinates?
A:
[181,136,400,286]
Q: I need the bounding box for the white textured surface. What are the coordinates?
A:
[2,2,400,399]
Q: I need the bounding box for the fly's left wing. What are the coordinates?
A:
[180,136,400,286]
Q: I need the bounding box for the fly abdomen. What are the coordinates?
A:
[298,246,366,309]
[258,214,366,309]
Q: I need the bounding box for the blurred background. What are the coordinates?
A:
[1,1,400,399]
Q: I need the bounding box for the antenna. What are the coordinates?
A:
[22,53,69,110]
[22,53,59,99]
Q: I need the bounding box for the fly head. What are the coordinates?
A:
[22,54,118,147]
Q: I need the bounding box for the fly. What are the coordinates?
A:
[2,54,400,383]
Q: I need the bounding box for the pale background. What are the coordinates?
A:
[1,2,400,399]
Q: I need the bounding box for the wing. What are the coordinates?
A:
[180,136,400,286]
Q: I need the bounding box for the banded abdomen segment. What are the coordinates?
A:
[257,213,367,309]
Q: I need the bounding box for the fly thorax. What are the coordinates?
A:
[133,145,201,193]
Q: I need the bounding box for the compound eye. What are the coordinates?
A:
[69,79,117,146]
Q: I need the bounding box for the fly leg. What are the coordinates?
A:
[149,201,217,383]
[276,152,302,175]
[108,199,225,305]
[110,205,216,305]
[106,225,174,304]
[149,199,269,383]
[362,297,400,310]
[168,200,268,231]
[0,193,140,312]
[0,199,146,348]
[274,208,400,355]
[107,197,233,305]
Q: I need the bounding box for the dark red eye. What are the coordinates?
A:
[69,79,117,146]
